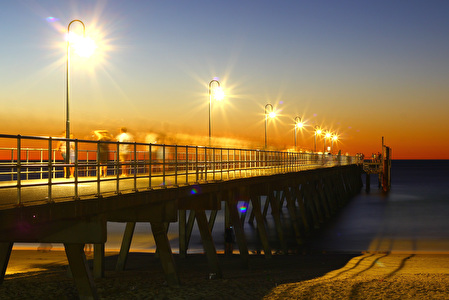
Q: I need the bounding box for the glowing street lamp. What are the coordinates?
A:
[314,125,322,153]
[65,19,95,177]
[331,134,338,154]
[264,104,276,149]
[208,79,223,146]
[294,116,303,151]
[323,131,332,154]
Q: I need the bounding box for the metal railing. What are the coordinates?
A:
[0,134,360,207]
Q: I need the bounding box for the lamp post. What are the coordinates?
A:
[314,125,322,153]
[65,20,86,178]
[208,79,222,146]
[294,116,302,151]
[331,134,338,154]
[264,104,275,149]
[323,131,331,154]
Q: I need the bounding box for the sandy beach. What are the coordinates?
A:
[2,249,449,299]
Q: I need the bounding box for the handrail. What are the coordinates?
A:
[0,134,361,207]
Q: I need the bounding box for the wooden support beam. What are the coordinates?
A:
[150,221,180,287]
[208,210,218,232]
[283,187,303,245]
[293,185,310,236]
[279,190,286,208]
[250,192,271,258]
[154,222,170,258]
[64,243,99,300]
[179,210,187,258]
[322,177,337,214]
[267,187,288,253]
[248,197,256,224]
[316,179,330,219]
[303,182,320,229]
[0,242,13,285]
[329,173,344,207]
[239,201,249,226]
[310,181,324,224]
[195,210,222,278]
[185,210,196,251]
[93,243,104,279]
[262,196,270,219]
[227,196,249,268]
[115,222,136,271]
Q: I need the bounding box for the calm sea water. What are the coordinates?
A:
[306,160,449,253]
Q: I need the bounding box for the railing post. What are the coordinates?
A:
[96,141,101,197]
[133,142,137,191]
[16,135,21,206]
[74,139,79,199]
[116,142,120,194]
[162,145,166,187]
[148,143,152,189]
[25,149,29,181]
[40,149,44,180]
[212,147,216,181]
[204,146,208,181]
[195,146,199,183]
[174,145,178,186]
[185,145,188,184]
[47,137,53,203]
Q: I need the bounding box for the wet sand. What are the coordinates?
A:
[2,249,449,299]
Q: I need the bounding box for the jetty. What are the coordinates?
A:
[0,134,364,299]
[362,137,392,192]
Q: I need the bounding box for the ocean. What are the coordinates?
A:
[306,160,449,253]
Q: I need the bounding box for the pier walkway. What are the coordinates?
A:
[0,134,363,299]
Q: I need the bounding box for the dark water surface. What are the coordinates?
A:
[307,160,449,253]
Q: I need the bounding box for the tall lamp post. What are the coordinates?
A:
[65,20,86,177]
[323,131,331,154]
[294,116,303,151]
[65,19,95,177]
[314,125,322,153]
[208,79,222,146]
[264,104,275,149]
[331,134,338,154]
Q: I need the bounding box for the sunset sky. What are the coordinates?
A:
[1,0,448,159]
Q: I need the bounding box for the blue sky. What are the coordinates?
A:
[1,0,449,158]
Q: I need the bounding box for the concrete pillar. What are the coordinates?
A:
[0,242,13,284]
[227,195,249,268]
[284,187,303,245]
[293,185,310,236]
[64,243,99,300]
[185,210,196,251]
[267,187,288,253]
[195,210,222,278]
[179,209,187,258]
[116,222,136,271]
[250,192,271,258]
[93,243,104,279]
[150,221,180,286]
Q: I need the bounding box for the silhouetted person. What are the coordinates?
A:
[225,226,235,255]
[116,127,134,176]
[57,131,75,178]
[94,130,112,177]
